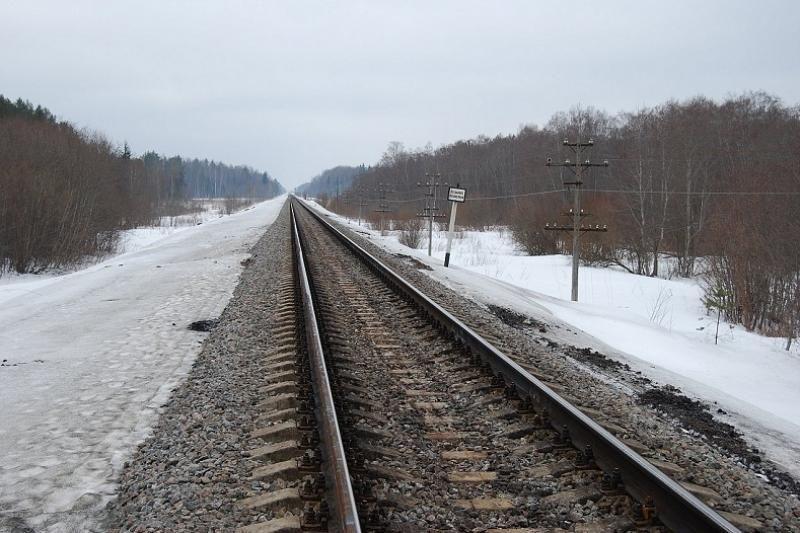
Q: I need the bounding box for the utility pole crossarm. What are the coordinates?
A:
[544,223,608,232]
[546,158,609,175]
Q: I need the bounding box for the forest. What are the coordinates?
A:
[0,96,283,274]
[295,165,366,198]
[321,92,800,347]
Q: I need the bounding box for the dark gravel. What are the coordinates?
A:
[639,385,800,495]
[487,304,548,333]
[187,319,219,332]
[563,346,630,373]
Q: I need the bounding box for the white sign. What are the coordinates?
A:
[447,187,466,203]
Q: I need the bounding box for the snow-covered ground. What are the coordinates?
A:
[0,195,285,531]
[308,201,800,479]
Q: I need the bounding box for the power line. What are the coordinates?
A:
[383,196,426,204]
[583,189,800,197]
[348,187,800,205]
[465,189,566,201]
[597,154,800,162]
[363,189,566,204]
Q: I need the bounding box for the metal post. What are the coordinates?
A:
[444,202,457,267]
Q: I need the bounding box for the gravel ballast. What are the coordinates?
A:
[103,203,293,532]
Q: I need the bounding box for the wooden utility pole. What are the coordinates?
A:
[357,189,367,227]
[374,183,391,232]
[545,137,609,302]
[417,173,446,256]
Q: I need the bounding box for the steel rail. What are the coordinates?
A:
[292,197,739,533]
[290,203,362,532]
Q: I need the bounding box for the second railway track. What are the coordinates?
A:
[238,198,743,532]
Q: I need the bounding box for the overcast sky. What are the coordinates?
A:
[2,1,799,188]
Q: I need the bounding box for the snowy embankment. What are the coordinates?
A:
[0,195,285,531]
[308,201,800,479]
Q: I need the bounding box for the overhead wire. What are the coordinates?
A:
[341,187,800,206]
[582,189,800,197]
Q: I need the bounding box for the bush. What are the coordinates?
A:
[508,206,559,255]
[223,196,251,215]
[398,218,424,249]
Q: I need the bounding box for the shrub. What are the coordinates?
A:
[398,218,424,249]
[508,206,559,255]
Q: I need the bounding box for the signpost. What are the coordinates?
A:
[444,185,466,267]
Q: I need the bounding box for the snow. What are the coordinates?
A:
[0,195,285,531]
[308,201,800,478]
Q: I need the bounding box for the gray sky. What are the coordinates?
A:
[2,1,799,189]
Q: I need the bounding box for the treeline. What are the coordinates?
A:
[182,157,283,199]
[129,153,284,205]
[328,92,800,346]
[0,96,283,274]
[295,165,366,198]
[0,95,57,122]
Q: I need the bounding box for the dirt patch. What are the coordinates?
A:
[486,304,547,332]
[639,385,800,495]
[410,258,433,271]
[564,346,628,372]
[188,319,219,332]
[394,253,433,271]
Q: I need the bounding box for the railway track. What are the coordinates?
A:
[236,198,741,532]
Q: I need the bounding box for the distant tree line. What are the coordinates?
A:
[295,165,366,200]
[0,96,283,274]
[328,92,800,347]
[182,157,283,199]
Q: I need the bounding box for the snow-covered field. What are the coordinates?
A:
[309,201,800,478]
[0,195,285,531]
